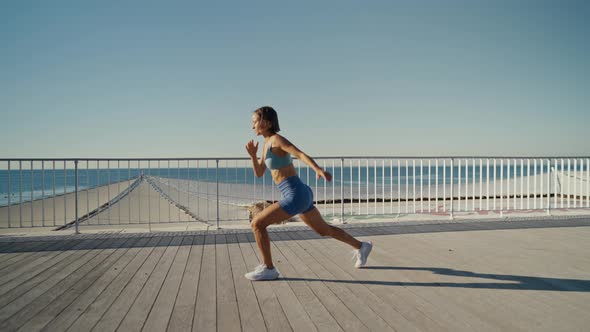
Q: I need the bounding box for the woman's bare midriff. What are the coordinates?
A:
[271,164,298,184]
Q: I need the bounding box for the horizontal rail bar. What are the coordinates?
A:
[1,156,589,162]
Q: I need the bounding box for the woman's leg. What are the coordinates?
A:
[250,202,293,269]
[299,207,362,249]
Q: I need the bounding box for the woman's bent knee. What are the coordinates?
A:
[251,218,267,232]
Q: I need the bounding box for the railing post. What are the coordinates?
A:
[7,161,10,227]
[30,161,34,225]
[19,160,22,228]
[450,158,455,220]
[547,158,552,216]
[74,160,80,234]
[216,159,220,229]
[340,158,344,223]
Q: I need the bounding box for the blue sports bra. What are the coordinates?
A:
[265,143,293,170]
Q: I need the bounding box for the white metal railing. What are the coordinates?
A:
[0,157,589,231]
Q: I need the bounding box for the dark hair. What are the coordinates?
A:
[254,106,280,133]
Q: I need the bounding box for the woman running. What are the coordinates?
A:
[245,106,372,281]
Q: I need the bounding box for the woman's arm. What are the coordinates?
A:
[245,139,266,177]
[274,136,332,181]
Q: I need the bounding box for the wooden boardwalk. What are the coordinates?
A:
[1,218,590,331]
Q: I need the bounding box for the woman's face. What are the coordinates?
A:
[252,114,266,136]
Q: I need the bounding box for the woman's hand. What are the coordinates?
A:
[316,169,332,182]
[245,140,259,158]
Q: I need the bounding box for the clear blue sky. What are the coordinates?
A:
[1,0,589,158]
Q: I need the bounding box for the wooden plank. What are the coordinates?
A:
[0,241,16,252]
[142,236,192,332]
[395,228,590,330]
[226,233,266,332]
[0,240,59,269]
[292,230,448,331]
[320,229,488,331]
[0,240,82,287]
[346,229,498,331]
[167,235,204,332]
[38,236,145,332]
[274,231,394,332]
[244,232,318,332]
[90,236,172,332]
[215,234,241,332]
[0,237,110,323]
[10,237,140,332]
[317,225,590,332]
[0,238,58,256]
[193,233,217,332]
[0,241,61,272]
[283,231,421,332]
[117,236,183,332]
[272,232,363,332]
[0,236,120,331]
[64,236,158,332]
[237,233,292,332]
[376,231,550,331]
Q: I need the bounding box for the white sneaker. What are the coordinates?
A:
[245,265,280,281]
[353,241,373,268]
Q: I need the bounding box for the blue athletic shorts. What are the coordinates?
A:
[277,176,315,215]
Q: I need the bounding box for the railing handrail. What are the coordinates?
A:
[1,156,589,162]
